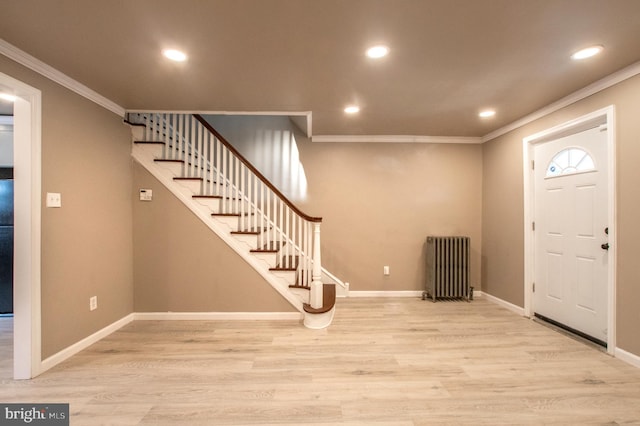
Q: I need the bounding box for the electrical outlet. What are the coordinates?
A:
[89,296,97,311]
[384,266,390,276]
[46,192,62,208]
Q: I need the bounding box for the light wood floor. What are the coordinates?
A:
[1,298,640,425]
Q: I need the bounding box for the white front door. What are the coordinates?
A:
[533,126,609,344]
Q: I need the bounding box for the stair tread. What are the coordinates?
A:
[231,227,269,235]
[289,284,310,290]
[154,159,184,163]
[177,176,225,186]
[303,284,336,314]
[193,195,222,199]
[250,242,283,253]
[125,120,146,127]
[270,266,297,271]
[213,211,255,216]
[134,140,165,144]
[270,255,299,271]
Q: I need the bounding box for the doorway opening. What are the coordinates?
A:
[0,107,13,378]
[523,106,616,355]
[0,110,13,316]
[0,116,14,317]
[0,71,42,379]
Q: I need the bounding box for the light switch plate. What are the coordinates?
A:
[46,192,61,208]
[139,189,153,201]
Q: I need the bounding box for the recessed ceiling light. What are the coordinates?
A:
[571,45,603,60]
[0,93,17,102]
[479,109,496,118]
[344,105,360,114]
[162,49,188,62]
[366,45,389,59]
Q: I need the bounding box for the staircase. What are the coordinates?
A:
[127,112,336,329]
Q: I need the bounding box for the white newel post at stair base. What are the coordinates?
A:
[310,222,323,309]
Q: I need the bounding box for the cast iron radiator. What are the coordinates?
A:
[424,236,471,302]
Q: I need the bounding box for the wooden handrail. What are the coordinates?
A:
[193,114,322,223]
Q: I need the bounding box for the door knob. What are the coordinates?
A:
[601,243,610,250]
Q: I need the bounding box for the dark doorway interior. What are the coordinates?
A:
[0,168,13,314]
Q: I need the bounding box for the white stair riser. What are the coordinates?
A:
[131,126,145,142]
[230,233,259,250]
[154,161,183,177]
[174,179,203,194]
[270,269,296,285]
[218,199,251,213]
[192,198,221,212]
[136,142,164,158]
[251,252,278,268]
[192,197,255,215]
[212,215,242,230]
[289,287,310,304]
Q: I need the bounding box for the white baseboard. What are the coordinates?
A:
[481,292,526,316]
[348,290,485,299]
[615,347,640,369]
[348,291,424,298]
[40,313,135,374]
[134,312,303,321]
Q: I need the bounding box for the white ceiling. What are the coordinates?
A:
[1,0,640,138]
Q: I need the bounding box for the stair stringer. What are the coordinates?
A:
[132,143,305,314]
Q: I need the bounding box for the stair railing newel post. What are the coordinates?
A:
[310,222,323,309]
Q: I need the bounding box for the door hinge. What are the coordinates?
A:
[532,221,535,231]
[532,160,535,170]
[532,282,536,292]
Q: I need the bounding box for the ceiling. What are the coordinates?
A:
[1,0,640,138]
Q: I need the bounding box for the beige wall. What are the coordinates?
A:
[132,162,296,313]
[209,115,483,292]
[0,55,135,358]
[482,73,640,356]
[300,139,483,292]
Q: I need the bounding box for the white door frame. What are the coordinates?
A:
[523,105,616,354]
[0,71,42,378]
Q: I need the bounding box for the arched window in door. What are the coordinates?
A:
[546,147,595,178]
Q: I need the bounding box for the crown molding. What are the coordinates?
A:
[4,36,638,142]
[311,134,482,144]
[126,109,312,117]
[128,109,314,137]
[0,38,125,117]
[482,60,640,143]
